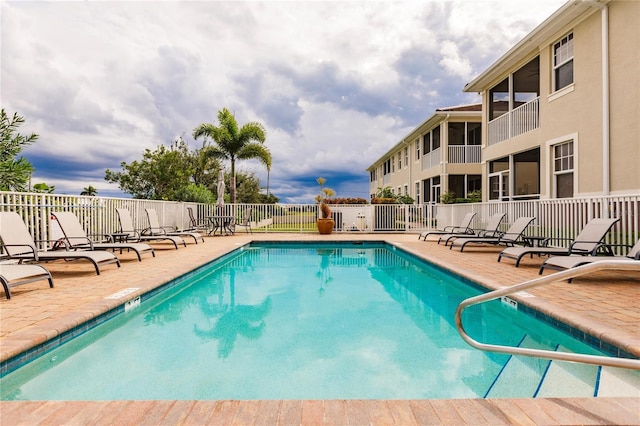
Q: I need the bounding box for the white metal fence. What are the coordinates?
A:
[1,191,638,255]
[435,195,640,254]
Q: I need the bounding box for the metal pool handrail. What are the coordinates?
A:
[455,260,640,370]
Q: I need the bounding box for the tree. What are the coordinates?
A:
[105,140,194,200]
[257,192,279,204]
[314,177,336,203]
[0,109,38,191]
[191,141,223,189]
[174,183,216,204]
[193,108,272,203]
[104,136,273,203]
[80,185,98,196]
[234,171,264,203]
[32,182,55,193]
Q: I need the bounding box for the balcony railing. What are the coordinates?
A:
[448,145,481,164]
[422,147,440,170]
[488,97,539,146]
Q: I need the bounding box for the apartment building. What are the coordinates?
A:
[465,0,639,201]
[367,104,482,204]
[368,0,639,204]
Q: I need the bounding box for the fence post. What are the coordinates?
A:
[39,194,48,250]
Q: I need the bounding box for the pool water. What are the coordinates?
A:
[0,242,608,400]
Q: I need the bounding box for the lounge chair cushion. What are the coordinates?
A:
[498,218,620,267]
[540,238,640,273]
[144,208,204,243]
[419,212,475,241]
[0,264,54,299]
[52,211,155,261]
[115,208,185,249]
[450,217,535,252]
[0,212,120,275]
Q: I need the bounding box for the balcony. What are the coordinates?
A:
[488,97,539,146]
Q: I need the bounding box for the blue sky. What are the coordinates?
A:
[1,0,565,203]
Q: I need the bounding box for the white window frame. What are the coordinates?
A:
[545,133,579,198]
[404,147,409,168]
[398,153,401,170]
[431,180,441,204]
[415,138,420,160]
[553,33,574,93]
[415,181,420,204]
[552,141,574,198]
[488,170,510,201]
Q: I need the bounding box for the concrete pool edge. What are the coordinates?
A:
[0,397,639,425]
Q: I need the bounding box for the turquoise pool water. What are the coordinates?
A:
[0,242,607,400]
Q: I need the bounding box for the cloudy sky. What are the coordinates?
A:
[2,0,565,203]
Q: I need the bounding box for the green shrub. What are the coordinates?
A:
[468,190,481,203]
[175,184,215,203]
[440,191,456,204]
[326,197,368,204]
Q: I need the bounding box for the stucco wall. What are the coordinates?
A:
[608,0,640,194]
[539,1,639,196]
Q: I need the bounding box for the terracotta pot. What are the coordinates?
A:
[316,218,335,234]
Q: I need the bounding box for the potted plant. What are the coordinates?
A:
[315,177,335,234]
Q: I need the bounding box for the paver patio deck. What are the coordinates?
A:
[1,233,638,425]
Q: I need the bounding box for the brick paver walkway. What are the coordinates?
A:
[1,233,638,425]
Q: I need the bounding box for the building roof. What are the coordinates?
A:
[366,104,482,171]
[436,104,483,112]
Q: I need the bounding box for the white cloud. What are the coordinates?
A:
[439,40,473,80]
[1,0,566,200]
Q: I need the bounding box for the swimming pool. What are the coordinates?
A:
[0,242,615,400]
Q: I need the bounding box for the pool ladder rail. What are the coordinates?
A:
[455,260,640,370]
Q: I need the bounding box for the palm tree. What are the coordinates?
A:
[193,108,271,203]
[80,185,98,196]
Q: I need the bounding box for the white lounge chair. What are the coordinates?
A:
[52,211,155,261]
[449,216,536,252]
[539,238,640,278]
[0,211,120,275]
[115,208,185,249]
[419,212,476,241]
[439,213,506,246]
[0,264,54,299]
[144,208,204,244]
[498,217,620,267]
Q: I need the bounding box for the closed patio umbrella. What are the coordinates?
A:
[217,170,225,207]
